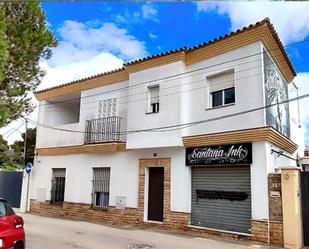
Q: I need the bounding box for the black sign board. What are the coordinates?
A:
[186,143,252,166]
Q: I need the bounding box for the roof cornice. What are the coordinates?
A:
[35,18,296,101]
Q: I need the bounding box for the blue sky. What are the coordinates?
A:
[2,2,309,146]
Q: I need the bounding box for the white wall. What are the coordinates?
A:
[36,80,129,148]
[181,42,265,138]
[126,61,186,149]
[251,141,269,220]
[30,144,272,220]
[30,147,191,212]
[126,42,265,149]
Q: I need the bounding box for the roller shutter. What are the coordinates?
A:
[191,167,251,234]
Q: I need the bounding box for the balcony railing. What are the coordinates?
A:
[84,116,121,144]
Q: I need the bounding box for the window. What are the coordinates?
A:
[0,200,15,217]
[147,85,159,113]
[92,168,110,209]
[51,169,66,204]
[207,70,235,108]
[212,87,235,107]
[98,98,117,118]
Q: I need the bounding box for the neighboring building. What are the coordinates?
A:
[25,18,304,246]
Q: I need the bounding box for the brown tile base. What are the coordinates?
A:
[30,200,282,246]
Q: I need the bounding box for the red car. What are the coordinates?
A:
[0,199,25,249]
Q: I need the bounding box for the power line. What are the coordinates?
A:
[39,58,309,113]
[35,38,309,108]
[38,51,309,112]
[3,121,25,140]
[1,120,23,136]
[27,91,309,136]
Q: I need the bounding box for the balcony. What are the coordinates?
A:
[84,116,121,144]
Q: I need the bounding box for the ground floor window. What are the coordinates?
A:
[51,168,66,204]
[92,167,110,209]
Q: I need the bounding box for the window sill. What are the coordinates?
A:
[91,206,109,211]
[205,103,235,111]
[145,112,159,115]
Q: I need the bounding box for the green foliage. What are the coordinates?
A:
[0,1,57,127]
[0,128,36,171]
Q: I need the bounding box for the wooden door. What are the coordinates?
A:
[148,167,164,222]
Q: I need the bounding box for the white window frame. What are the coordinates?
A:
[146,85,160,114]
[206,69,235,109]
[210,87,235,108]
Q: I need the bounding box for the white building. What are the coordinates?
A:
[24,18,304,246]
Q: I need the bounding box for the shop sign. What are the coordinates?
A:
[186,143,252,166]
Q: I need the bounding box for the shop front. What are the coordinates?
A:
[186,143,253,234]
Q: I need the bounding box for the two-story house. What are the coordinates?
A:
[25,18,303,245]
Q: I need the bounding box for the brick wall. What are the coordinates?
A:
[30,200,138,225]
[268,173,284,246]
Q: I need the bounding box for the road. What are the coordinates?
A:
[22,213,278,249]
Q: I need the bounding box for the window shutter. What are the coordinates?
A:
[208,70,234,92]
[52,168,66,178]
[149,86,159,104]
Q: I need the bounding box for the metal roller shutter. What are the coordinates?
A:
[191,167,251,234]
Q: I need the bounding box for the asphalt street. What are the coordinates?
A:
[22,213,280,249]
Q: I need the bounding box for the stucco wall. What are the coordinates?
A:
[29,141,279,220]
[30,147,191,212]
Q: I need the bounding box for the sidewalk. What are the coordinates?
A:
[21,213,281,249]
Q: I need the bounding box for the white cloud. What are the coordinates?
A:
[149,32,157,39]
[49,20,147,66]
[142,3,158,22]
[38,52,124,91]
[197,2,309,44]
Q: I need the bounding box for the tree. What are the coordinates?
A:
[0,134,19,171]
[0,1,57,127]
[11,128,36,165]
[0,128,36,171]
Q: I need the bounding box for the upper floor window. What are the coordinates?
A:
[92,167,110,209]
[207,70,235,108]
[212,87,235,107]
[147,85,159,114]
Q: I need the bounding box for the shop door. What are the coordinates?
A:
[301,172,309,246]
[191,167,251,234]
[148,167,164,222]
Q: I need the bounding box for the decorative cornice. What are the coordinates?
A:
[182,127,298,154]
[125,50,186,73]
[36,142,126,156]
[34,18,295,101]
[34,69,129,101]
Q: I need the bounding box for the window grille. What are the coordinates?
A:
[92,168,110,209]
[51,169,66,204]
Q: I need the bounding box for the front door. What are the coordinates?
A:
[148,167,164,222]
[301,172,309,246]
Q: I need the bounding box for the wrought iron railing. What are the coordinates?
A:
[84,116,121,144]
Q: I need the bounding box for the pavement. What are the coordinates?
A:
[22,213,280,249]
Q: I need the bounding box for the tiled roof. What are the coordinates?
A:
[35,18,295,94]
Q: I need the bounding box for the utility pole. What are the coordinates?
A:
[23,118,30,212]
